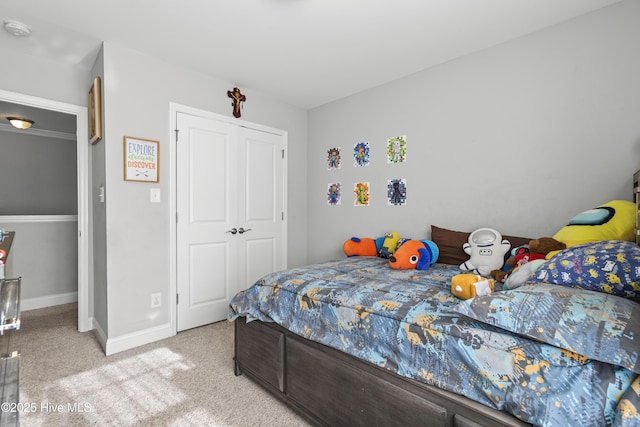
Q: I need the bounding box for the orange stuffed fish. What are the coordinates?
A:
[389,239,439,270]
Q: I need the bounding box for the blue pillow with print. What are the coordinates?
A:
[528,240,640,300]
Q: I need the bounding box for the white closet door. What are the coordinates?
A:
[176,113,239,331]
[176,113,285,331]
[237,127,284,291]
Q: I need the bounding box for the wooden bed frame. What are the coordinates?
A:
[234,316,531,427]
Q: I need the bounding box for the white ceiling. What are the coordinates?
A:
[0,0,623,111]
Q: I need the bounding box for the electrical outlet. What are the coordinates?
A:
[151,292,161,308]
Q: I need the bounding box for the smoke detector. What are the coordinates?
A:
[3,20,32,37]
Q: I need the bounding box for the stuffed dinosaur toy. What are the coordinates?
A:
[460,228,510,276]
[389,239,439,270]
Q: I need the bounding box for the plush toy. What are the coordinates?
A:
[389,239,439,270]
[342,232,392,257]
[343,237,380,257]
[378,231,401,258]
[504,259,547,290]
[451,274,495,300]
[500,244,529,269]
[459,228,511,276]
[552,200,636,255]
[490,237,566,283]
[490,246,529,282]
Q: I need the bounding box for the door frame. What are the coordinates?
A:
[0,89,92,332]
[169,103,288,334]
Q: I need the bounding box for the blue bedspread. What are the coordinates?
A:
[229,257,640,427]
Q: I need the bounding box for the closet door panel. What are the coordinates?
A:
[238,128,284,291]
[177,113,239,331]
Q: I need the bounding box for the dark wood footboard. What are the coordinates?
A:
[233,316,531,427]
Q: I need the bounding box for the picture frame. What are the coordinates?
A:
[88,76,103,144]
[123,136,160,183]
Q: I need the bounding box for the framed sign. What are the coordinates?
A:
[124,136,160,182]
[88,76,102,144]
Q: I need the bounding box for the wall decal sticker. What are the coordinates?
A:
[387,179,407,206]
[353,141,370,167]
[387,135,407,164]
[327,147,342,170]
[327,183,342,205]
[354,182,370,206]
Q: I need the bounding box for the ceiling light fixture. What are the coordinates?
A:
[7,117,35,129]
[3,20,32,37]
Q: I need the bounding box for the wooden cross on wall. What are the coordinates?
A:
[227,87,246,118]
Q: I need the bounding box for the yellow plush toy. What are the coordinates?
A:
[378,231,401,258]
[550,200,635,258]
[451,274,495,300]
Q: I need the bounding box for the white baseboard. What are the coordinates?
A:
[20,292,174,356]
[21,291,78,311]
[105,323,174,356]
[93,320,108,353]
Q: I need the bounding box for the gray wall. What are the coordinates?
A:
[101,42,308,339]
[0,218,77,305]
[0,50,89,106]
[0,131,77,215]
[307,0,640,263]
[90,46,108,335]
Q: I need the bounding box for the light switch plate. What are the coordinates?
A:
[150,188,161,203]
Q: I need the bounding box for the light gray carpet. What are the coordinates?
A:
[14,303,311,426]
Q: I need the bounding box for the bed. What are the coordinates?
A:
[228,226,640,427]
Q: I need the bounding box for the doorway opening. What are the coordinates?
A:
[0,89,91,332]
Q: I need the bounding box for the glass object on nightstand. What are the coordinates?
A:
[0,278,21,334]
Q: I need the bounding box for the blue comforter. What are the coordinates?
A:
[229,256,640,426]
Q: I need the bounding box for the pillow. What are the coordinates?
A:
[529,240,640,300]
[455,284,640,373]
[430,226,470,265]
[553,200,635,247]
[430,225,531,266]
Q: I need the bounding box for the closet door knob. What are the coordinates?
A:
[226,228,238,235]
[238,228,252,234]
